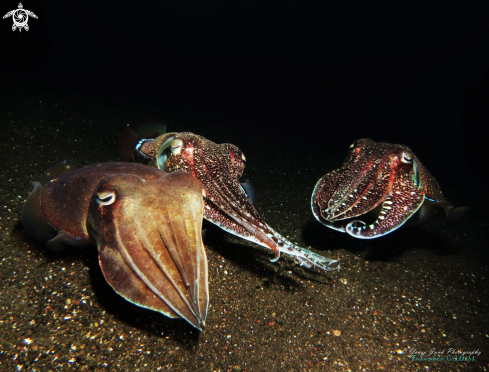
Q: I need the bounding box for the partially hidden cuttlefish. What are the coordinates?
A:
[134,132,339,271]
[21,161,209,330]
[311,138,466,239]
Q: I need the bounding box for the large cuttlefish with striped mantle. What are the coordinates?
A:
[22,161,209,330]
[311,138,465,238]
[135,132,339,271]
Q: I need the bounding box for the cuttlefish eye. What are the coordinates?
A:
[156,135,176,169]
[95,190,116,206]
[401,151,413,164]
[170,139,183,155]
[349,142,362,155]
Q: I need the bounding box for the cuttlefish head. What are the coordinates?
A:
[312,138,427,238]
[137,132,246,180]
[88,170,209,330]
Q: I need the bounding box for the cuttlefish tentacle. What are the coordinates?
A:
[312,138,457,239]
[136,132,339,271]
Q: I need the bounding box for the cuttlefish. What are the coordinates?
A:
[134,132,339,271]
[311,138,464,238]
[21,161,209,330]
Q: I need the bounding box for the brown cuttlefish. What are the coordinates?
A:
[22,161,209,330]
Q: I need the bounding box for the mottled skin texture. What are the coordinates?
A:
[136,132,339,271]
[22,162,208,330]
[40,162,165,246]
[311,138,449,238]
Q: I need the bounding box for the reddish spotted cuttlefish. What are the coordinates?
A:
[135,132,340,272]
[311,138,464,238]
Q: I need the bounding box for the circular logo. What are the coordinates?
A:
[12,9,28,28]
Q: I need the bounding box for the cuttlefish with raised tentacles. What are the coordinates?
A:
[311,138,465,239]
[135,132,339,271]
[22,161,209,330]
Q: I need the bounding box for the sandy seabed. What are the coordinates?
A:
[0,82,487,372]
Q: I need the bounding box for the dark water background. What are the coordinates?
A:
[1,1,488,370]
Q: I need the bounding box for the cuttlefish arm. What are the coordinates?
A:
[22,162,208,330]
[311,170,347,233]
[89,171,208,330]
[312,138,460,239]
[344,167,426,238]
[136,132,339,271]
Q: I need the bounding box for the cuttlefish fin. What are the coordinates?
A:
[47,231,93,251]
[447,206,470,224]
[405,199,470,227]
[21,181,57,243]
[38,160,82,185]
[240,179,257,206]
[441,204,470,225]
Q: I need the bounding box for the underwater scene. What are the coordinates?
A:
[1,1,488,371]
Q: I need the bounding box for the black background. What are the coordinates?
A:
[1,0,488,191]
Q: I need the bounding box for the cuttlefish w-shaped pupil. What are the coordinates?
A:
[96,190,116,206]
[401,152,412,163]
[171,139,183,155]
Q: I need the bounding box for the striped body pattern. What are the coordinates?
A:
[311,138,448,238]
[22,162,209,330]
[137,132,339,271]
